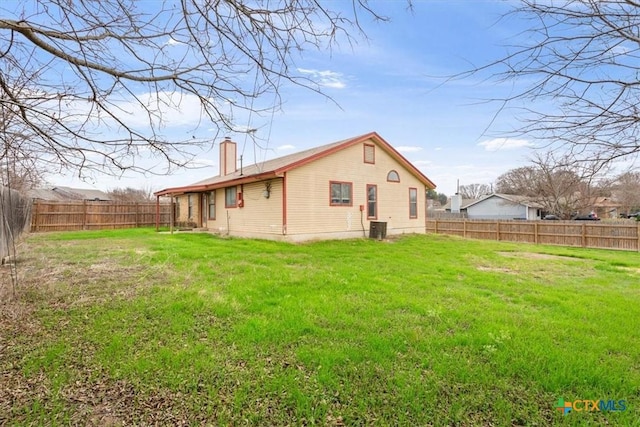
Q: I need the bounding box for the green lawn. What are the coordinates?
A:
[2,229,639,425]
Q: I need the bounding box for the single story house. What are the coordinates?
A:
[590,197,622,219]
[464,193,543,220]
[442,197,479,215]
[154,132,436,241]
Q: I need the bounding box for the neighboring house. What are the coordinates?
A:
[27,186,112,202]
[464,193,543,220]
[590,197,622,219]
[442,198,479,214]
[154,132,436,241]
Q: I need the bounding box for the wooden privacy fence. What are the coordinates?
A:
[426,219,640,252]
[30,201,173,232]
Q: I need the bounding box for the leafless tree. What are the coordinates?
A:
[494,166,538,197]
[610,171,640,214]
[458,183,491,199]
[496,152,606,219]
[0,1,391,178]
[108,186,155,203]
[481,1,640,171]
[0,159,43,193]
[0,109,46,192]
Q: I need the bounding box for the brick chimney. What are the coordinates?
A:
[219,137,237,176]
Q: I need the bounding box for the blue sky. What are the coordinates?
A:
[49,0,538,196]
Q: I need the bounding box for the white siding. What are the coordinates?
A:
[467,196,527,220]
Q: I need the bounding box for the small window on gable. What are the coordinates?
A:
[364,144,375,164]
[387,170,400,182]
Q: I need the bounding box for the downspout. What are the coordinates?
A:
[282,172,287,235]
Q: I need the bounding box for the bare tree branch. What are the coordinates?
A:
[495,151,609,218]
[469,1,640,171]
[458,183,492,200]
[0,0,391,178]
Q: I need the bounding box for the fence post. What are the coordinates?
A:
[582,223,586,247]
[496,221,500,241]
[434,219,438,234]
[82,200,87,230]
[32,201,38,232]
[463,220,467,238]
[534,222,539,245]
[637,223,640,252]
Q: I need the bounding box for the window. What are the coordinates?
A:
[208,191,216,219]
[367,185,377,219]
[187,194,194,219]
[330,181,352,206]
[387,170,400,182]
[409,188,418,219]
[364,144,375,164]
[225,187,237,208]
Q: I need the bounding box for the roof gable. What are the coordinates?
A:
[28,186,112,201]
[156,132,435,196]
[464,193,543,209]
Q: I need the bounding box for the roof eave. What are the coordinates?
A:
[154,171,279,197]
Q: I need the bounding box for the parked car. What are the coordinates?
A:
[543,214,560,220]
[627,211,640,219]
[573,213,600,221]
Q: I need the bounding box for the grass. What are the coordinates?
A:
[1,228,639,426]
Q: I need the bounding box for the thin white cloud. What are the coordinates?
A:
[396,146,423,153]
[435,147,442,151]
[297,68,347,89]
[478,138,532,152]
[189,158,217,168]
[277,144,295,151]
[165,37,183,46]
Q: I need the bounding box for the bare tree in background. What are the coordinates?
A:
[0,1,391,178]
[495,152,606,219]
[610,171,640,214]
[483,1,640,170]
[458,183,491,200]
[108,186,155,203]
